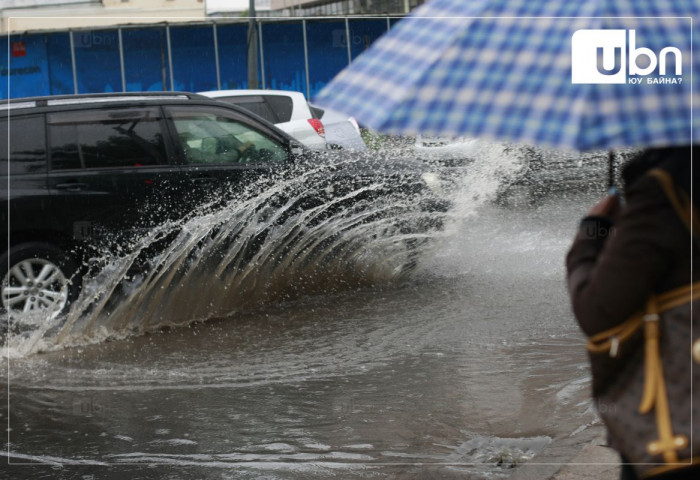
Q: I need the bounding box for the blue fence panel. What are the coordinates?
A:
[46,33,74,95]
[348,19,389,60]
[0,36,6,99]
[306,20,348,98]
[169,25,218,92]
[123,28,170,92]
[216,23,249,90]
[1,34,50,99]
[260,22,306,93]
[73,30,122,93]
[2,18,390,100]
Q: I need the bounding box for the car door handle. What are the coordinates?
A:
[55,182,88,191]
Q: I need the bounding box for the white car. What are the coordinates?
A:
[198,89,327,150]
[309,104,367,151]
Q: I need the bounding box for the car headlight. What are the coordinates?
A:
[421,172,443,196]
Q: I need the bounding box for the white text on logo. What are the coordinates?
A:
[571,29,682,85]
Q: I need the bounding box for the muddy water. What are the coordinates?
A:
[2,151,606,479]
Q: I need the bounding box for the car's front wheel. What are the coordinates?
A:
[0,243,81,321]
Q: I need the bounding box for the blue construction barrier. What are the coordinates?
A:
[1,18,394,100]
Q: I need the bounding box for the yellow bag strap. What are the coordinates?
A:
[587,314,643,355]
[638,296,689,463]
[647,168,699,235]
[656,281,700,310]
[586,281,700,355]
[585,282,698,463]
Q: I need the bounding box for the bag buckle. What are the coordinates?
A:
[610,337,619,358]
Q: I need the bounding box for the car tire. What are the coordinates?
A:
[0,242,81,321]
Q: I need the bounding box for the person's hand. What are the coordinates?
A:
[238,141,254,154]
[587,194,620,218]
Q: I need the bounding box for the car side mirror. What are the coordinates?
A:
[290,145,304,158]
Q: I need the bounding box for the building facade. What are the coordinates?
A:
[207,1,424,17]
[1,0,206,34]
[268,0,425,17]
[2,0,425,32]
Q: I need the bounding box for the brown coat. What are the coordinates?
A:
[566,154,697,337]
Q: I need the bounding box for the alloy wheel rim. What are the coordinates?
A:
[2,259,69,318]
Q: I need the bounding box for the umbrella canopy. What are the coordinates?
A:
[314,0,699,151]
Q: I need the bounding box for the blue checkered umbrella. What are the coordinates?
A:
[315,0,698,151]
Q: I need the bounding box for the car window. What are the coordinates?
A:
[264,96,294,123]
[48,107,166,170]
[308,104,324,119]
[0,115,47,176]
[213,95,294,124]
[219,96,280,124]
[167,107,288,165]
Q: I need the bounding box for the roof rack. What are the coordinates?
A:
[1,91,208,110]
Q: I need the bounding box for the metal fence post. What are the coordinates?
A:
[303,19,310,98]
[69,31,78,94]
[345,17,352,65]
[213,23,221,90]
[247,0,259,89]
[118,28,126,92]
[166,25,175,91]
[258,20,266,89]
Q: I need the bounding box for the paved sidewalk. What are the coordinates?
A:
[510,425,621,480]
[550,440,620,479]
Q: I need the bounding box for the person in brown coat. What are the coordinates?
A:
[566,146,698,480]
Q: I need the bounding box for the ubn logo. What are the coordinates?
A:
[571,29,682,84]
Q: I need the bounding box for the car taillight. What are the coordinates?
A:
[308,118,325,138]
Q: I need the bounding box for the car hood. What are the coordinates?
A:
[296,148,431,176]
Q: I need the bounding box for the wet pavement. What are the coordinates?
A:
[2,154,609,479]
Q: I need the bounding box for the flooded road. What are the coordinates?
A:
[3,151,607,479]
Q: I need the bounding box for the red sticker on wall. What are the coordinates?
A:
[12,41,26,57]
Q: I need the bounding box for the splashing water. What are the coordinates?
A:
[440,140,530,220]
[3,144,533,357]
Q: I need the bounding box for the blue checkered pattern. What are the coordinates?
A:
[314,0,699,151]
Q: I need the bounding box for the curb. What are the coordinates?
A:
[510,425,620,480]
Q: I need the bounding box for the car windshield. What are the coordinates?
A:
[168,107,288,165]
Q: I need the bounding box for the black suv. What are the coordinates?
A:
[1,92,447,321]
